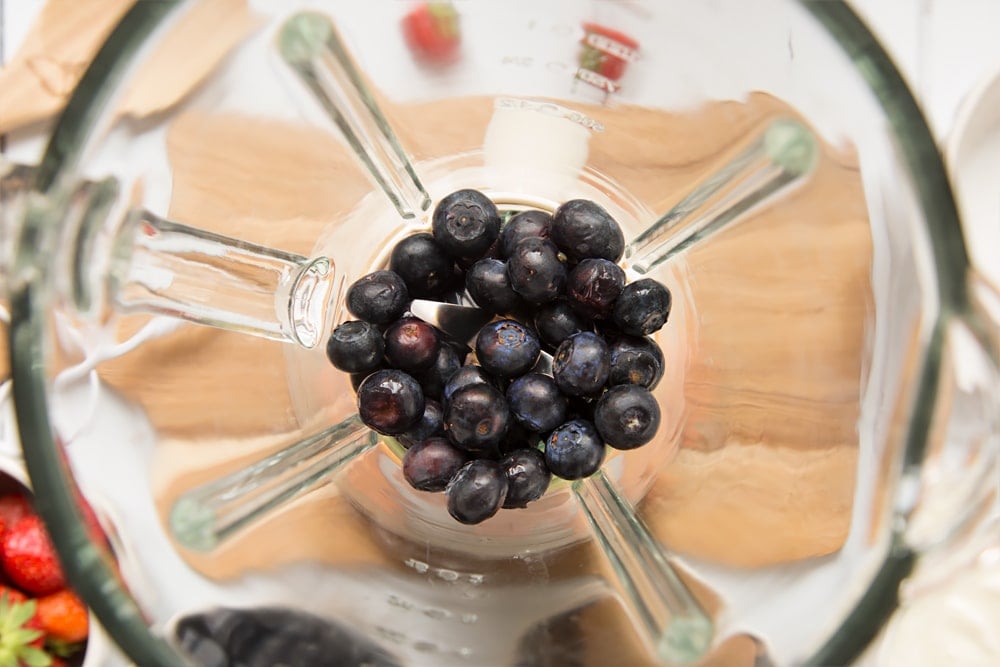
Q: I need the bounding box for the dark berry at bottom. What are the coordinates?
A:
[403,437,468,491]
[398,399,445,448]
[346,270,410,325]
[357,369,425,435]
[326,321,384,374]
[500,448,551,508]
[612,278,672,336]
[444,383,510,452]
[533,300,592,349]
[506,373,566,433]
[446,460,508,524]
[552,331,610,396]
[384,317,441,373]
[389,232,455,298]
[607,335,665,389]
[594,384,661,450]
[544,419,605,480]
[475,319,541,378]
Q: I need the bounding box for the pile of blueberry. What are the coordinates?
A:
[325,189,671,525]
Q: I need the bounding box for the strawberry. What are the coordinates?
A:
[577,22,639,85]
[0,516,66,596]
[0,495,33,538]
[402,2,461,64]
[34,591,88,644]
[0,592,51,667]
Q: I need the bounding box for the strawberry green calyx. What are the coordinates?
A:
[0,593,51,667]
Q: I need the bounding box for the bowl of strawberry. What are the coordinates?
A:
[0,455,108,667]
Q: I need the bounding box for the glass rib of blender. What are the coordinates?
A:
[115,11,821,664]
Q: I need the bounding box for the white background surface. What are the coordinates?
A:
[2,2,998,666]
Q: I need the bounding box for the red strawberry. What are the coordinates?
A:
[578,22,639,83]
[402,2,461,64]
[0,495,33,537]
[1,516,66,596]
[35,591,89,644]
[0,592,51,667]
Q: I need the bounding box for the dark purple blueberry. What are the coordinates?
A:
[498,421,544,455]
[466,258,522,313]
[612,279,672,336]
[446,459,508,524]
[357,369,425,435]
[402,437,468,491]
[389,232,456,298]
[506,373,567,433]
[533,299,592,349]
[565,395,595,422]
[384,317,441,373]
[507,237,567,304]
[565,258,626,319]
[398,399,445,448]
[325,321,384,374]
[418,344,463,400]
[475,319,541,378]
[552,332,610,397]
[442,364,497,404]
[544,419,606,480]
[594,384,661,450]
[551,199,625,262]
[607,335,665,389]
[432,189,501,259]
[346,270,410,325]
[444,383,510,451]
[499,210,553,258]
[501,448,551,508]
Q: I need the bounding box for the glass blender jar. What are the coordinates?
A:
[2,1,997,665]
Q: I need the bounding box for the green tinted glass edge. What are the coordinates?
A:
[12,2,190,666]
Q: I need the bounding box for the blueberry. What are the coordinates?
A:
[607,334,665,389]
[418,344,463,400]
[565,258,625,319]
[551,199,625,262]
[402,437,468,491]
[552,332,610,396]
[442,364,497,404]
[384,317,441,373]
[475,319,541,378]
[346,270,410,325]
[507,237,567,304]
[506,373,567,433]
[389,232,456,298]
[612,279,672,336]
[325,321,384,374]
[398,399,445,448]
[466,258,522,314]
[498,420,544,456]
[544,420,605,480]
[432,189,501,259]
[594,384,661,450]
[500,448,551,508]
[357,369,425,435]
[533,299,592,349]
[444,383,510,451]
[446,459,508,524]
[499,210,552,258]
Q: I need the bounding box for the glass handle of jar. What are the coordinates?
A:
[278,12,432,220]
[574,471,713,664]
[168,415,377,552]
